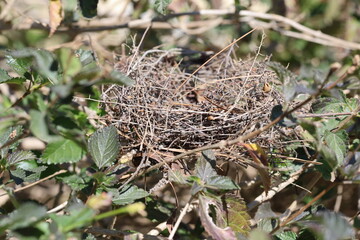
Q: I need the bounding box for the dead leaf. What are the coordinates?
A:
[49,0,63,37]
[198,195,236,240]
[240,143,271,195]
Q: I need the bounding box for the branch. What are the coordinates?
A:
[2,9,360,50]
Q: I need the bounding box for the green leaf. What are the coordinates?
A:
[196,151,218,181]
[111,185,149,205]
[323,130,348,166]
[312,98,345,114]
[79,0,98,18]
[88,125,120,169]
[5,55,32,76]
[206,176,238,190]
[57,171,92,191]
[56,48,82,78]
[168,169,189,184]
[7,150,36,166]
[0,69,11,82]
[8,48,59,84]
[10,160,47,183]
[0,202,47,234]
[49,207,95,232]
[154,0,172,15]
[29,110,61,143]
[41,138,84,164]
[195,150,238,191]
[275,231,297,240]
[0,125,23,158]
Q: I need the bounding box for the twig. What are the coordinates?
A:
[0,170,67,197]
[334,184,344,212]
[168,198,192,240]
[2,9,360,50]
[175,28,257,93]
[270,182,337,234]
[296,112,356,118]
[117,154,147,190]
[47,200,68,213]
[247,166,305,211]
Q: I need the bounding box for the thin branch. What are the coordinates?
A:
[0,170,67,198]
[2,9,359,50]
[168,198,192,240]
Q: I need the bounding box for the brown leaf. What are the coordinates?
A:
[240,143,271,195]
[198,195,236,240]
[49,0,63,37]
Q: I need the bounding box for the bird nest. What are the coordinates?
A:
[101,49,286,152]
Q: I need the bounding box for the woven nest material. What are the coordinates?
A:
[102,49,286,151]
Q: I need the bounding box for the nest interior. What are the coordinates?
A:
[102,49,286,152]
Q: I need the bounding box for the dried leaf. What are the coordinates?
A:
[198,195,236,240]
[49,0,63,37]
[241,143,271,194]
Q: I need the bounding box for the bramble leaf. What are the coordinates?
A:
[0,202,47,234]
[198,195,236,240]
[323,130,348,166]
[8,48,59,84]
[41,138,84,164]
[7,150,36,166]
[110,185,149,205]
[88,125,120,169]
[154,0,172,14]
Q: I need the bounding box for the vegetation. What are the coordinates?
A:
[0,0,359,239]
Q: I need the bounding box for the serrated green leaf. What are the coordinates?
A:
[5,55,32,76]
[79,0,98,18]
[275,231,297,240]
[0,125,23,158]
[168,169,189,184]
[88,125,120,169]
[206,176,238,190]
[8,48,59,84]
[111,185,149,205]
[7,150,36,166]
[0,202,47,234]
[323,130,348,166]
[57,171,92,191]
[196,152,218,181]
[41,138,84,164]
[1,77,27,84]
[10,160,47,183]
[154,0,171,15]
[312,98,344,114]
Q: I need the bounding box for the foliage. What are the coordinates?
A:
[0,0,359,239]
